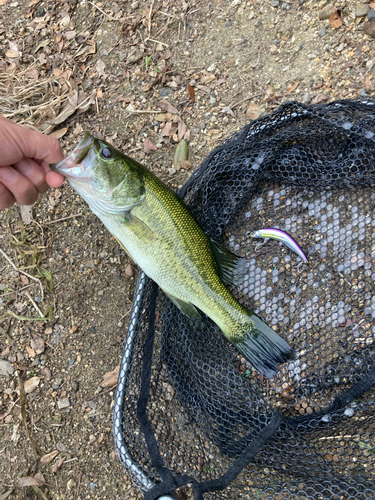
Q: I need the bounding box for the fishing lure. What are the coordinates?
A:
[250,228,307,262]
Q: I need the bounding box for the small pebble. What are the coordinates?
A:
[368,8,375,22]
[344,408,355,417]
[356,3,370,18]
[90,326,96,334]
[281,2,290,10]
[225,21,233,26]
[160,88,170,96]
[69,358,75,366]
[270,0,280,7]
[318,26,326,38]
[57,397,70,409]
[90,482,96,491]
[125,264,135,278]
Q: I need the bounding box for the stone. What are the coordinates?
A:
[125,264,135,278]
[356,3,370,17]
[367,8,375,21]
[364,20,375,37]
[318,4,337,20]
[0,359,14,377]
[270,0,280,7]
[319,26,326,37]
[57,397,70,409]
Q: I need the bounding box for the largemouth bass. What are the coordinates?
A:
[51,133,294,377]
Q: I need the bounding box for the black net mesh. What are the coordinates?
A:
[113,99,375,500]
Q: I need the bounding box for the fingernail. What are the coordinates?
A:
[17,159,33,174]
[0,167,17,183]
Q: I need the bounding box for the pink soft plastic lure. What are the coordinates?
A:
[250,228,307,262]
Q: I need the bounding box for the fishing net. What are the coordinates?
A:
[113,98,375,500]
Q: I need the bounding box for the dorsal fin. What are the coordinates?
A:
[210,239,247,287]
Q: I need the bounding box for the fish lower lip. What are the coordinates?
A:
[50,132,94,173]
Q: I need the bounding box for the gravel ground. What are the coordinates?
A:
[1,0,375,498]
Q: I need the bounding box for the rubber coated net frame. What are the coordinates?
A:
[113,99,375,500]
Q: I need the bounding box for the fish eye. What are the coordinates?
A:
[101,147,112,159]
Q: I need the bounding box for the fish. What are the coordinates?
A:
[51,133,295,378]
[250,228,307,262]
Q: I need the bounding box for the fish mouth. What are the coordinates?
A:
[50,132,95,176]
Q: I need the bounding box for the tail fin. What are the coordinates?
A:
[231,314,295,378]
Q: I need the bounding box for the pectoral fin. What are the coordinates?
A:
[121,212,157,243]
[210,239,247,287]
[164,291,201,319]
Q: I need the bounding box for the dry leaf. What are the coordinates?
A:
[178,120,187,141]
[51,456,65,473]
[40,450,59,465]
[144,137,158,154]
[64,30,76,40]
[17,474,45,487]
[25,68,38,79]
[20,275,29,285]
[329,11,343,29]
[24,376,40,394]
[160,122,171,137]
[187,84,196,101]
[34,40,49,53]
[38,53,47,65]
[96,59,107,79]
[5,49,19,58]
[54,90,78,125]
[287,81,300,93]
[14,302,24,313]
[26,346,36,358]
[49,127,68,139]
[158,100,178,114]
[20,205,33,225]
[100,364,120,387]
[30,337,45,355]
[246,103,264,120]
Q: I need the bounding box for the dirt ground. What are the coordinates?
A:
[1,0,375,499]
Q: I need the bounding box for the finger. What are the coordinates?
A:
[0,166,39,206]
[40,160,66,188]
[14,158,49,193]
[0,116,65,165]
[0,182,16,210]
[18,128,65,165]
[45,170,66,188]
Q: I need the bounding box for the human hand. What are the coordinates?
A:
[0,115,66,210]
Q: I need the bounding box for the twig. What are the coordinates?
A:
[126,109,161,114]
[25,291,44,318]
[148,0,154,39]
[145,38,169,47]
[160,11,179,19]
[87,0,112,19]
[17,370,42,457]
[231,92,263,109]
[0,248,44,300]
[76,473,82,497]
[40,214,83,225]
